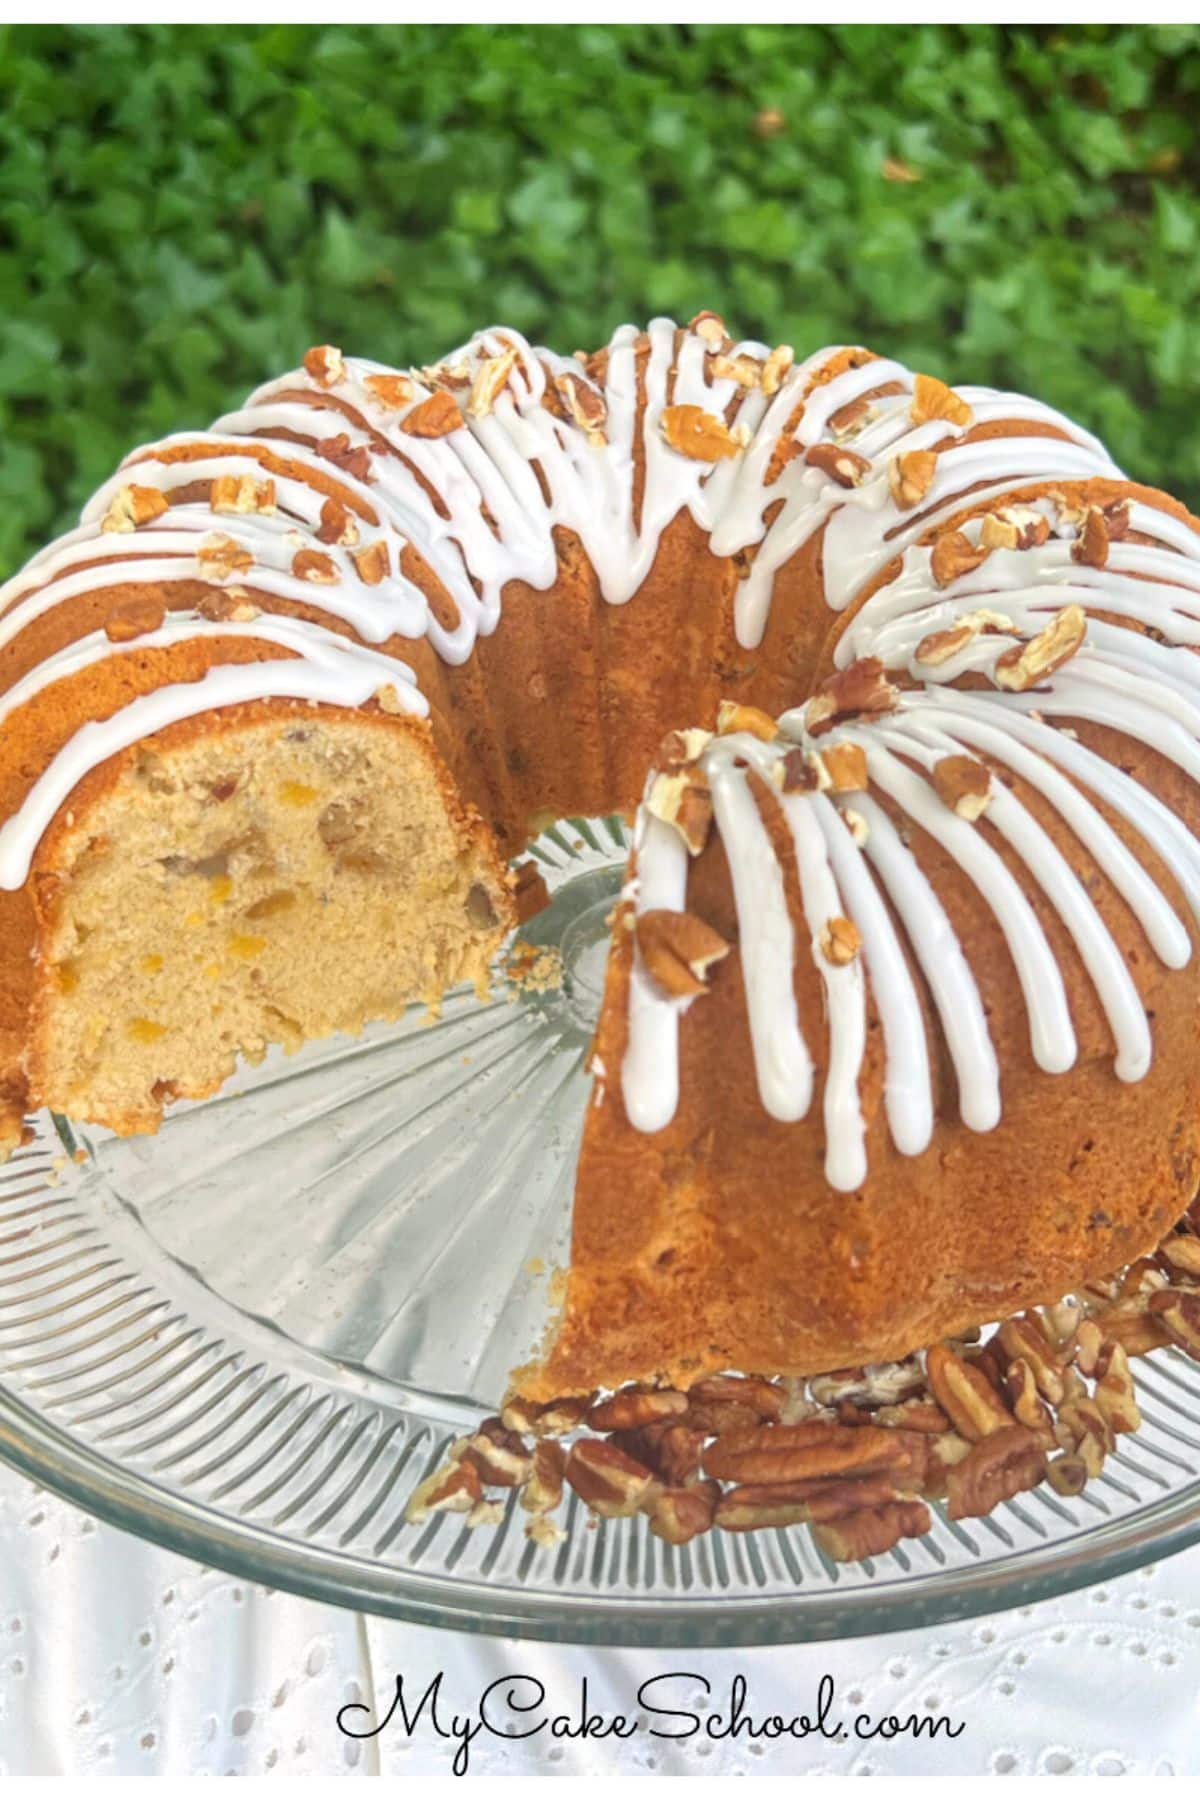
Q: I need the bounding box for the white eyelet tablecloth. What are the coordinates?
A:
[0,1458,1194,1776]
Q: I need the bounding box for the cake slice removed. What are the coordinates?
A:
[17,702,512,1138]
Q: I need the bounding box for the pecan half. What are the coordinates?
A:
[1003,1358,1057,1448]
[587,1387,689,1433]
[945,1425,1046,1520]
[565,1439,662,1518]
[704,1421,927,1487]
[687,1375,786,1421]
[812,1500,932,1563]
[649,1481,720,1545]
[925,1344,1015,1442]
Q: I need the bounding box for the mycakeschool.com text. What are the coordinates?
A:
[336,1670,966,1773]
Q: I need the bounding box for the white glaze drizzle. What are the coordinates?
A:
[6,318,1200,1184]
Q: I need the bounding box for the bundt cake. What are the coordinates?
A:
[3,314,1200,1394]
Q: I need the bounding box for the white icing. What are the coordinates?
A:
[7,315,1200,1186]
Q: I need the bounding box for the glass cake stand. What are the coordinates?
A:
[2,815,1200,1647]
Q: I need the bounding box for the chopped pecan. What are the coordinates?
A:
[807,1360,926,1407]
[316,497,359,546]
[467,346,520,420]
[461,1418,534,1488]
[104,598,166,643]
[914,607,1013,668]
[520,1440,566,1515]
[805,657,900,737]
[351,540,391,586]
[318,433,373,482]
[1148,1287,1200,1357]
[1073,1318,1104,1378]
[689,310,729,346]
[930,531,989,588]
[995,1315,1066,1404]
[636,909,731,999]
[874,1399,951,1434]
[1094,1341,1141,1435]
[1045,1451,1089,1497]
[499,1393,542,1436]
[405,1455,482,1523]
[553,370,607,444]
[1057,1395,1115,1464]
[1003,1358,1057,1447]
[812,1500,932,1562]
[716,699,779,741]
[649,1481,720,1545]
[819,916,862,967]
[644,765,714,856]
[533,1395,594,1438]
[610,1422,706,1488]
[888,448,937,509]
[819,741,869,793]
[196,533,254,579]
[565,1439,662,1518]
[1071,507,1110,569]
[805,443,871,488]
[980,506,1051,551]
[931,754,992,822]
[945,1425,1046,1520]
[303,343,345,388]
[910,373,972,428]
[761,344,795,396]
[711,352,764,389]
[211,474,276,515]
[656,727,713,768]
[364,371,414,410]
[1157,1235,1200,1281]
[401,391,464,438]
[100,482,170,533]
[925,1343,1015,1442]
[196,590,259,624]
[587,1386,689,1433]
[660,403,748,462]
[993,604,1087,692]
[292,548,340,584]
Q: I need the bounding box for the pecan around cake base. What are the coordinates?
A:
[406,1202,1199,1562]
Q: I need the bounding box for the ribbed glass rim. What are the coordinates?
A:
[2,1377,1198,1646]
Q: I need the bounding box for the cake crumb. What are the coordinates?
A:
[505,940,564,995]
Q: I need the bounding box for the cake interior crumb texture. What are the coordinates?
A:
[24,707,510,1137]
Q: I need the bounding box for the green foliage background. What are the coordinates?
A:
[3,21,1200,569]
